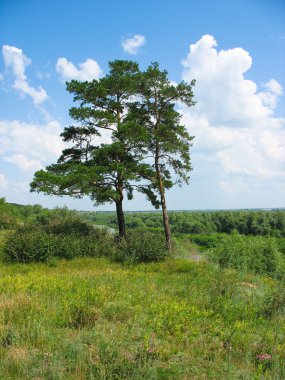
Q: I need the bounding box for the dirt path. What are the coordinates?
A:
[176,244,204,262]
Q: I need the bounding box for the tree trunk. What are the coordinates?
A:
[115,198,126,239]
[155,150,172,251]
[158,177,172,251]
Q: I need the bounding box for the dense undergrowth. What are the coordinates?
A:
[1,200,167,265]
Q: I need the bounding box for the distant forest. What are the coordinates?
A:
[84,209,285,237]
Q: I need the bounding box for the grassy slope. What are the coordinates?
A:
[0,256,284,379]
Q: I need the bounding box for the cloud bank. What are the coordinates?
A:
[181,35,285,195]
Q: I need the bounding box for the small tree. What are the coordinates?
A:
[132,63,195,250]
[30,60,154,238]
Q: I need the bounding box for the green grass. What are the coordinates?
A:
[0,256,284,379]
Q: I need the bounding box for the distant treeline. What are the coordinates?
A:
[1,199,285,237]
[84,209,285,237]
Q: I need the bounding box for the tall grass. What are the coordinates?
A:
[0,257,284,379]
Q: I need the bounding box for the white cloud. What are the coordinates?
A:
[56,57,102,81]
[0,174,7,190]
[180,35,285,195]
[4,154,43,172]
[2,45,48,104]
[121,34,146,54]
[0,120,63,165]
[265,79,283,96]
[258,79,283,110]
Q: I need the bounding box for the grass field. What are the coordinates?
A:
[0,256,284,379]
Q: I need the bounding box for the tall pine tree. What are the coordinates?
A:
[132,63,195,250]
[30,60,155,237]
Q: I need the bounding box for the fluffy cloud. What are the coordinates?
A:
[4,154,43,172]
[0,120,63,171]
[180,35,285,194]
[121,34,146,54]
[0,119,112,173]
[56,57,102,81]
[258,79,284,110]
[2,45,48,104]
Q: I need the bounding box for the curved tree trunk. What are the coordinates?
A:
[158,175,172,251]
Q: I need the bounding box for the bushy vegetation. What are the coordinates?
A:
[3,225,113,263]
[1,200,167,264]
[114,230,167,264]
[2,205,113,263]
[0,197,44,229]
[206,232,285,277]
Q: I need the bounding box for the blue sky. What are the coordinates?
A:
[0,0,284,211]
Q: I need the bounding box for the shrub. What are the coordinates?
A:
[206,232,284,276]
[30,208,94,236]
[4,227,55,263]
[113,230,168,264]
[44,214,94,236]
[3,225,114,263]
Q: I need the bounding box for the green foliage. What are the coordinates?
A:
[206,232,285,276]
[259,282,285,318]
[4,227,54,263]
[2,208,169,264]
[113,230,168,264]
[138,62,195,188]
[0,198,22,229]
[188,233,224,250]
[38,210,94,236]
[3,211,115,263]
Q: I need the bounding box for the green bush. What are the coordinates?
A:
[30,208,94,236]
[113,230,168,264]
[206,232,284,276]
[45,215,94,235]
[4,227,56,263]
[3,225,114,263]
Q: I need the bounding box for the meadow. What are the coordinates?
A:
[0,255,284,379]
[0,200,284,379]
